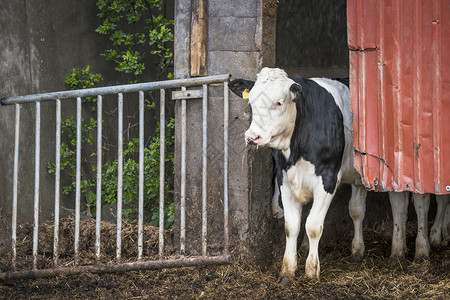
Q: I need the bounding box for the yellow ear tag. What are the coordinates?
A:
[242,88,250,99]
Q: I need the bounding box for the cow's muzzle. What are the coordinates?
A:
[245,134,262,145]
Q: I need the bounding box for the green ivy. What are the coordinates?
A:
[95,0,174,77]
[46,0,175,228]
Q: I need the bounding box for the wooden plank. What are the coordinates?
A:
[190,0,208,77]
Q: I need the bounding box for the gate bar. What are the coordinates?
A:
[74,97,82,266]
[95,95,103,263]
[53,99,61,268]
[11,104,20,271]
[32,101,41,270]
[1,75,230,104]
[0,255,231,281]
[180,86,187,257]
[202,84,208,256]
[159,88,166,259]
[117,93,124,261]
[223,82,229,255]
[138,91,144,261]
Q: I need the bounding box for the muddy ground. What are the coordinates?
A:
[0,218,448,299]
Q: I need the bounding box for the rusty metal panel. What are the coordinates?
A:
[348,0,450,194]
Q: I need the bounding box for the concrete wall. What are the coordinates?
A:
[174,0,278,263]
[0,0,173,254]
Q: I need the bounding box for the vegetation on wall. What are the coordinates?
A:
[47,0,175,229]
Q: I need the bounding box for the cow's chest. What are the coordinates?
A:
[285,158,322,204]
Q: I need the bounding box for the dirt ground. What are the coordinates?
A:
[0,218,448,299]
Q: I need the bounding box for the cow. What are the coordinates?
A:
[229,67,431,282]
[229,67,365,282]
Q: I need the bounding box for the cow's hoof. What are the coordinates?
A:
[414,253,430,262]
[277,274,293,285]
[349,253,364,263]
[389,254,406,261]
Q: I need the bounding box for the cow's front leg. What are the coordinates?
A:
[305,189,334,279]
[349,185,367,261]
[412,193,430,260]
[389,192,409,259]
[279,177,302,283]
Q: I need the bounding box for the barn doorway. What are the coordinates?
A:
[275,0,349,78]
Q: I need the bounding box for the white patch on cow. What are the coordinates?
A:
[430,194,450,248]
[286,159,316,204]
[282,148,290,160]
[304,187,335,278]
[279,172,302,278]
[245,68,297,150]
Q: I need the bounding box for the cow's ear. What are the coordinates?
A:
[289,83,303,103]
[228,79,255,99]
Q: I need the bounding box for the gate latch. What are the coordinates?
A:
[172,89,203,100]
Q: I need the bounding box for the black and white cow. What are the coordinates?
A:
[229,68,366,281]
[229,67,431,282]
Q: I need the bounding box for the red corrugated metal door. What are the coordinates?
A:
[347,0,450,194]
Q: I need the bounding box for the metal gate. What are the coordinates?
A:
[0,74,231,280]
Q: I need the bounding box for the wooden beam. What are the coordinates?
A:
[190,0,208,77]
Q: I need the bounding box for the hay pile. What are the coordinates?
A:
[0,219,448,299]
[0,217,171,271]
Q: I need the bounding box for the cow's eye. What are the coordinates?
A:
[275,100,283,108]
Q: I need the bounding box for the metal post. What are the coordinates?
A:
[180,87,186,257]
[202,84,208,257]
[53,99,61,268]
[159,89,165,259]
[95,95,103,263]
[74,97,82,266]
[11,103,20,271]
[32,101,41,270]
[223,82,229,255]
[116,93,123,261]
[138,91,144,261]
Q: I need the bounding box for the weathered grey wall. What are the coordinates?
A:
[0,0,113,254]
[0,0,173,254]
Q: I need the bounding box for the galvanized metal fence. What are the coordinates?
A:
[0,75,231,280]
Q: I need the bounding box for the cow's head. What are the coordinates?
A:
[229,68,301,150]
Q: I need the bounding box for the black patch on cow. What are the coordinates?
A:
[228,79,255,98]
[285,76,345,194]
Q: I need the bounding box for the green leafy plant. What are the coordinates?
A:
[95,0,174,77]
[47,0,175,228]
[90,119,175,229]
